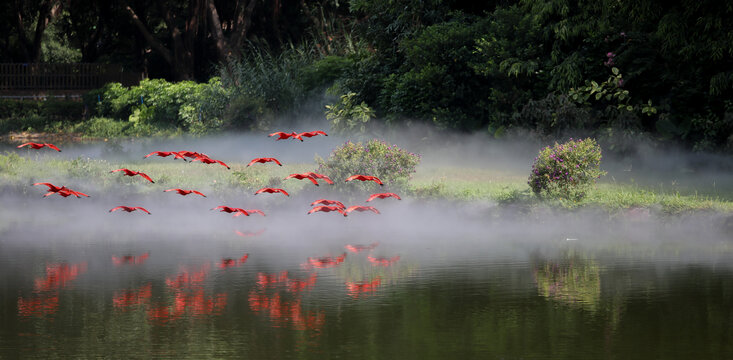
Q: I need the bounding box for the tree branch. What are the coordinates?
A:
[124,4,173,65]
[230,0,257,49]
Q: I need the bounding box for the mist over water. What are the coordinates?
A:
[2,130,733,358]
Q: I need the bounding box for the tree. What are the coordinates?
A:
[12,0,65,63]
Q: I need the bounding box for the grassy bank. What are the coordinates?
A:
[3,152,732,216]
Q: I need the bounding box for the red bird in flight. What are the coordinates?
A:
[144,151,187,160]
[33,182,89,198]
[178,151,209,160]
[191,155,230,169]
[247,157,283,167]
[343,205,380,216]
[296,130,328,138]
[310,199,345,208]
[238,209,265,216]
[110,168,155,183]
[109,206,151,214]
[366,192,401,202]
[302,172,334,185]
[308,205,346,215]
[345,175,383,186]
[17,142,61,152]
[254,187,290,196]
[284,173,319,186]
[268,131,302,141]
[212,206,250,216]
[164,188,206,197]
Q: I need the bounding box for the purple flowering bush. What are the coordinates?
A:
[316,139,421,192]
[528,138,606,200]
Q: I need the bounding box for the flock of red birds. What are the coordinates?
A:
[16,133,404,324]
[18,131,402,218]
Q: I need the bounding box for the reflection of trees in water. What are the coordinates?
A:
[533,250,601,311]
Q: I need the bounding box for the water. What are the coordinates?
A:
[1,194,732,359]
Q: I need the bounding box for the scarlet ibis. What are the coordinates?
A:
[109,206,152,214]
[178,150,209,160]
[33,182,88,198]
[345,243,379,253]
[366,192,401,202]
[308,206,346,215]
[310,199,345,208]
[113,284,152,308]
[268,131,301,141]
[110,168,155,183]
[211,206,250,216]
[343,205,380,216]
[239,209,265,216]
[254,187,289,196]
[144,151,186,160]
[48,187,89,198]
[302,172,335,185]
[367,255,400,266]
[345,174,383,186]
[284,173,319,186]
[17,142,61,152]
[296,130,328,138]
[247,157,282,167]
[234,229,266,237]
[164,188,206,197]
[191,155,230,169]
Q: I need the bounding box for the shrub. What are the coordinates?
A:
[325,92,374,136]
[315,139,420,193]
[528,138,606,200]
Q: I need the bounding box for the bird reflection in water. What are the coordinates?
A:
[257,271,318,293]
[367,255,400,267]
[148,263,228,324]
[17,262,87,317]
[111,252,149,266]
[248,291,325,331]
[234,229,266,237]
[113,283,152,309]
[302,253,347,269]
[345,243,379,254]
[346,277,382,298]
[219,253,249,269]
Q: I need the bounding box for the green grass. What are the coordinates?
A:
[408,165,733,215]
[3,154,732,215]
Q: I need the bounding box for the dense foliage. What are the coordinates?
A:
[315,139,421,193]
[528,138,606,200]
[2,0,732,152]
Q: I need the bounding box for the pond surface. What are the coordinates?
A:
[1,193,732,359]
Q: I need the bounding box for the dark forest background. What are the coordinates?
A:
[1,0,732,153]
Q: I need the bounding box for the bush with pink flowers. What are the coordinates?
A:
[528,138,606,200]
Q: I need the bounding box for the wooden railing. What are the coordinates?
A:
[0,63,142,92]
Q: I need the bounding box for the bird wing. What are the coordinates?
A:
[134,207,152,214]
[17,143,32,148]
[366,194,378,202]
[33,182,58,190]
[345,175,358,182]
[315,131,328,136]
[164,188,179,193]
[137,172,155,183]
[305,176,319,186]
[109,206,125,213]
[45,143,61,152]
[110,168,128,173]
[246,158,260,167]
[191,190,206,197]
[320,176,334,185]
[71,190,90,197]
[277,188,290,196]
[215,160,230,169]
[271,158,282,166]
[211,205,227,211]
[144,151,159,158]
